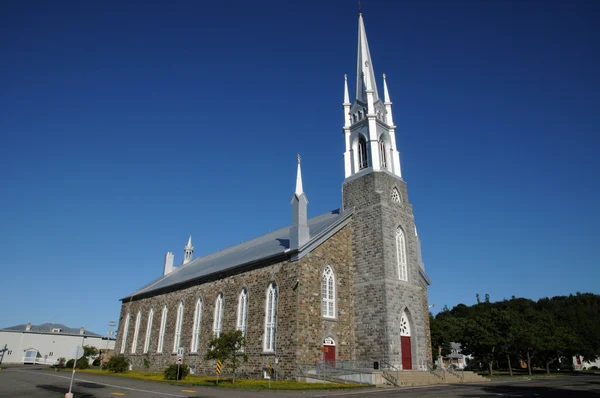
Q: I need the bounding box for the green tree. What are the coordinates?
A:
[204,330,248,383]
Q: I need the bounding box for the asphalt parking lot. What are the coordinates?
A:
[0,366,598,397]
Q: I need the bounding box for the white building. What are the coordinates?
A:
[573,355,600,370]
[0,323,115,365]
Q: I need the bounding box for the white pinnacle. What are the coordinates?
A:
[344,74,350,104]
[186,235,193,248]
[295,154,304,195]
[383,73,392,103]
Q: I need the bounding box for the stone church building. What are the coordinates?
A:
[115,12,433,379]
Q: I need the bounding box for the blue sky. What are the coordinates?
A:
[1,0,598,336]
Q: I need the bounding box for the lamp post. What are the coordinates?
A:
[105,321,117,363]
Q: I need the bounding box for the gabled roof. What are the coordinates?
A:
[1,323,101,337]
[122,208,352,301]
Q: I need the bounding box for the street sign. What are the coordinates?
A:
[176,357,183,365]
[177,347,184,357]
[215,360,222,375]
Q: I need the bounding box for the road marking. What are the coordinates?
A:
[8,369,187,397]
[111,393,126,396]
[181,390,196,392]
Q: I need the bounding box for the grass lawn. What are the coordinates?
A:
[73,369,368,390]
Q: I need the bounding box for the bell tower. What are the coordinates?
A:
[342,12,432,369]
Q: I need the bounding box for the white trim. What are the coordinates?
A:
[131,311,141,354]
[157,306,168,353]
[321,265,336,318]
[173,301,184,353]
[400,311,411,337]
[263,283,277,352]
[236,288,248,337]
[396,227,408,281]
[120,313,130,354]
[213,294,223,337]
[191,299,202,353]
[143,309,153,354]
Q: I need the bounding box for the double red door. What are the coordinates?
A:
[401,336,412,370]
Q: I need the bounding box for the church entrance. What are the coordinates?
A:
[400,311,412,370]
[323,337,336,367]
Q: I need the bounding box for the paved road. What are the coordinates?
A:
[0,366,598,397]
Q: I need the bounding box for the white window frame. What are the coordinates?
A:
[379,138,387,169]
[358,135,369,169]
[157,306,168,353]
[213,293,223,338]
[120,313,130,354]
[396,227,408,281]
[263,283,278,352]
[236,288,248,337]
[191,298,202,353]
[321,265,336,318]
[173,301,184,353]
[143,308,154,354]
[131,311,141,354]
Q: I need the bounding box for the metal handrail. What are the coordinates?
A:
[379,360,399,386]
[424,360,444,380]
[446,366,464,381]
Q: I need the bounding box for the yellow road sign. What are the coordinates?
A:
[216,360,222,375]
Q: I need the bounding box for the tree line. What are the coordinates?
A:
[430,292,600,375]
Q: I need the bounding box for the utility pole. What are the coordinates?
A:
[0,344,7,365]
[105,321,116,363]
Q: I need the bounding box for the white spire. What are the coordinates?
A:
[295,154,304,195]
[344,74,350,105]
[383,73,391,103]
[356,13,379,103]
[183,235,194,265]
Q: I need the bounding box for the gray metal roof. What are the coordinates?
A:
[1,323,101,337]
[123,208,351,300]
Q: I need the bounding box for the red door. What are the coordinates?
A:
[323,345,335,367]
[401,336,412,370]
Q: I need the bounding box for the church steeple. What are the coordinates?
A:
[342,12,402,179]
[290,155,309,250]
[356,12,379,105]
[183,235,194,265]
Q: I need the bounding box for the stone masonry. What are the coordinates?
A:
[343,169,431,369]
[115,224,354,379]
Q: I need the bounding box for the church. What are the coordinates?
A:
[115,12,433,379]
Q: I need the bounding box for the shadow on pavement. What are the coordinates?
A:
[77,381,106,388]
[37,384,96,397]
[456,375,600,398]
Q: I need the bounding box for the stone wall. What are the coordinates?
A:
[115,223,355,379]
[343,170,432,369]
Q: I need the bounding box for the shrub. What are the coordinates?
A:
[591,366,599,370]
[92,358,101,367]
[76,357,89,370]
[163,364,189,380]
[143,356,151,370]
[57,357,66,366]
[65,359,75,369]
[107,355,130,373]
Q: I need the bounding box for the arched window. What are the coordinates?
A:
[120,313,130,354]
[396,227,408,281]
[191,299,202,353]
[264,283,278,352]
[379,138,387,169]
[400,311,411,336]
[143,309,153,354]
[157,306,168,353]
[358,135,369,169]
[213,293,224,337]
[321,265,336,318]
[391,188,401,203]
[237,288,248,337]
[173,301,184,352]
[131,311,142,354]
